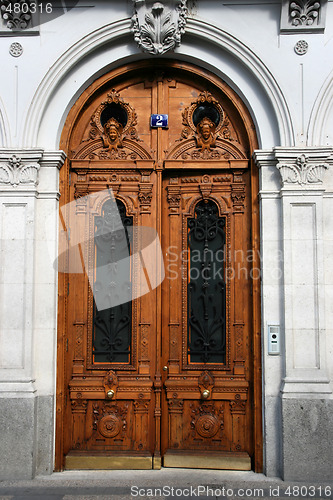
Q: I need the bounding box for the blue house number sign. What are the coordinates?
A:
[151,114,168,129]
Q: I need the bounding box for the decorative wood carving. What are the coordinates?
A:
[92,401,128,440]
[166,91,246,160]
[166,185,181,210]
[103,370,119,400]
[131,0,188,55]
[140,323,150,361]
[198,371,215,395]
[190,401,224,438]
[229,394,247,415]
[138,183,153,209]
[168,397,184,413]
[199,174,212,199]
[231,186,246,210]
[71,399,88,414]
[72,89,153,160]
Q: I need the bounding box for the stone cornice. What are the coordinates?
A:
[254,147,332,189]
[0,149,66,190]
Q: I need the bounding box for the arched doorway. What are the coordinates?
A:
[56,60,262,471]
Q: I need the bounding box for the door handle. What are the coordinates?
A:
[163,366,168,371]
[106,389,114,399]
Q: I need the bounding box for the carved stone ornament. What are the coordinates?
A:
[289,0,321,26]
[9,42,23,57]
[1,0,32,30]
[131,0,187,55]
[280,1,327,32]
[0,154,39,187]
[277,154,329,186]
[294,39,309,55]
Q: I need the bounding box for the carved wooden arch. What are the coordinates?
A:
[91,190,137,219]
[184,181,232,215]
[60,60,258,158]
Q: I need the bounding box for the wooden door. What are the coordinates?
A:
[56,61,262,471]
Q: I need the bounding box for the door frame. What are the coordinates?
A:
[55,59,262,472]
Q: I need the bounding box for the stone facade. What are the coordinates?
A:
[0,0,332,480]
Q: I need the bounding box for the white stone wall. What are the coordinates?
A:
[0,0,332,479]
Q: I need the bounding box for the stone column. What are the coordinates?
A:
[255,147,333,481]
[0,149,65,479]
[275,147,333,481]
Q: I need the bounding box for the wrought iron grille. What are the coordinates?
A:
[187,200,226,363]
[93,199,133,363]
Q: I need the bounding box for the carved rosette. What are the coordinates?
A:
[190,401,223,439]
[131,0,188,55]
[93,402,128,440]
[277,154,329,186]
[0,155,40,188]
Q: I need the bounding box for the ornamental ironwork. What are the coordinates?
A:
[93,199,133,363]
[187,200,226,364]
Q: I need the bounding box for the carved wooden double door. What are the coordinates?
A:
[56,62,261,471]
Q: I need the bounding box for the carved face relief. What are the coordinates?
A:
[102,118,123,151]
[196,117,216,151]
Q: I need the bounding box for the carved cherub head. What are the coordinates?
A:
[196,117,216,151]
[102,117,123,151]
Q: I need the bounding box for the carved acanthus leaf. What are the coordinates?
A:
[280,0,327,32]
[1,0,32,29]
[289,0,321,26]
[131,0,187,55]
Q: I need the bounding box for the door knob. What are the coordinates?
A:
[106,389,114,399]
[201,389,210,399]
[163,366,168,371]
